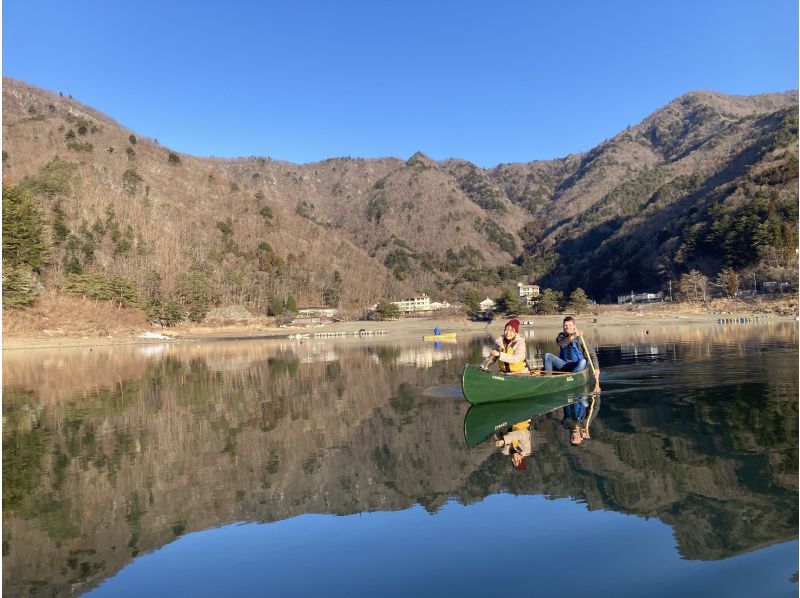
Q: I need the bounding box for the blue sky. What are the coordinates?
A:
[3,0,798,167]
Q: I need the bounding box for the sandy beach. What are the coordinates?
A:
[3,297,795,351]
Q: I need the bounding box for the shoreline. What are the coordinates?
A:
[3,308,794,351]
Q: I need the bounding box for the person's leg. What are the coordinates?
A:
[543,353,567,373]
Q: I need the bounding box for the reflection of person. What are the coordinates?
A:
[494,419,532,470]
[480,318,528,374]
[543,316,601,391]
[561,395,600,446]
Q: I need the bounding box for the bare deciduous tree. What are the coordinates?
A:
[679,269,709,302]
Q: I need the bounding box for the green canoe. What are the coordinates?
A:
[464,393,576,448]
[461,364,590,405]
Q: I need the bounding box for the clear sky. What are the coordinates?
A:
[3,0,798,167]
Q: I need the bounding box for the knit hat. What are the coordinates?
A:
[505,318,520,333]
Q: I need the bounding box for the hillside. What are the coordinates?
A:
[2,78,797,322]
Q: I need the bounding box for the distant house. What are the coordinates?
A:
[298,307,338,319]
[479,297,496,312]
[517,283,540,306]
[762,281,790,293]
[290,317,321,326]
[617,292,662,305]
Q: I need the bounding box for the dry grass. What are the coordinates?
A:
[3,291,150,337]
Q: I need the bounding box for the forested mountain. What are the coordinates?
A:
[2,78,797,318]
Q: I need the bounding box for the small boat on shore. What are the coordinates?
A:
[423,333,457,341]
[461,364,590,405]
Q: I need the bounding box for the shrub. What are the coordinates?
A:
[2,266,43,309]
[495,289,520,315]
[175,270,219,321]
[268,296,286,316]
[566,288,589,314]
[128,134,137,145]
[51,201,70,245]
[535,289,563,314]
[67,141,93,152]
[20,157,79,197]
[384,249,410,280]
[147,300,185,327]
[167,152,181,165]
[322,286,342,307]
[2,185,48,272]
[458,166,507,212]
[474,218,515,254]
[60,273,144,308]
[374,300,401,320]
[366,195,388,224]
[295,200,314,219]
[121,169,143,196]
[216,219,233,237]
[462,288,480,314]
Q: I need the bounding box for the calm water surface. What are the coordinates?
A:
[3,322,798,597]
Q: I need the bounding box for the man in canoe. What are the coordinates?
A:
[480,318,529,374]
[543,316,601,391]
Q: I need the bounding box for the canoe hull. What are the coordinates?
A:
[461,365,590,405]
[464,394,575,447]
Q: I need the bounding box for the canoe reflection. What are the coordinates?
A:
[464,391,599,448]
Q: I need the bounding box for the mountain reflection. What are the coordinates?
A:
[3,323,797,595]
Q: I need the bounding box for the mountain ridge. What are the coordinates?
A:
[3,77,797,318]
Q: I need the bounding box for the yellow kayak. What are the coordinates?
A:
[423,333,457,341]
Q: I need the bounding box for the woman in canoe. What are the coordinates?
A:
[479,318,529,375]
[494,419,532,471]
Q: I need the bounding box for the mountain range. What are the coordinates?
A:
[2,78,797,315]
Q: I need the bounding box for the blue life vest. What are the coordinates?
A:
[560,337,585,362]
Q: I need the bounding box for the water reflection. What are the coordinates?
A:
[2,323,797,595]
[561,395,600,446]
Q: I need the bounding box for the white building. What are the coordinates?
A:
[392,294,431,313]
[762,281,790,293]
[617,292,662,305]
[298,307,338,318]
[479,297,496,312]
[517,283,540,306]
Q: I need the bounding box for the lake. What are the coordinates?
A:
[3,321,798,597]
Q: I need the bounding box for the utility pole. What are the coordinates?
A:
[668,280,673,302]
[752,272,757,294]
